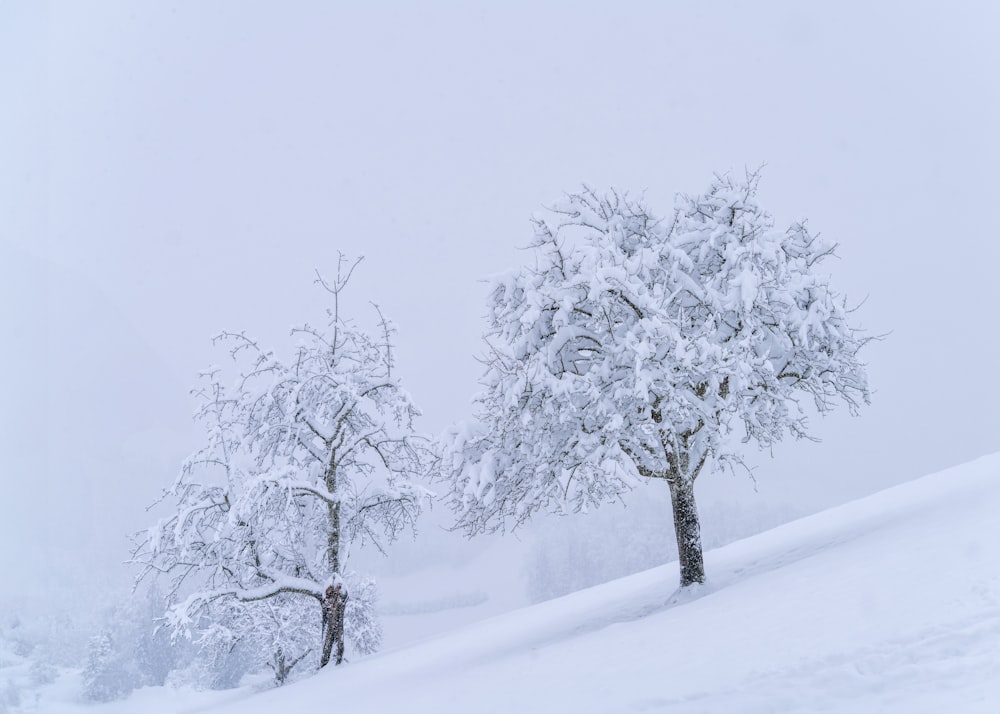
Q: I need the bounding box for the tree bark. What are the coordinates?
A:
[334,594,346,665]
[321,458,346,668]
[320,622,336,668]
[320,585,346,668]
[327,500,341,575]
[668,477,705,587]
[319,503,348,668]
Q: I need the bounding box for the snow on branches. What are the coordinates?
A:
[133,256,434,676]
[445,171,872,585]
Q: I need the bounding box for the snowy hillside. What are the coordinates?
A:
[191,453,1000,714]
[23,453,1000,713]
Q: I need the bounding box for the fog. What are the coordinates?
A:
[2,0,999,620]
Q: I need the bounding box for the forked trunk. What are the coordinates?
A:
[669,477,705,587]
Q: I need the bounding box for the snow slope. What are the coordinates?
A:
[30,454,1000,713]
[184,453,1000,714]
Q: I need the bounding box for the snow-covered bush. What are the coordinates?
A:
[27,660,56,687]
[76,588,181,699]
[343,574,382,658]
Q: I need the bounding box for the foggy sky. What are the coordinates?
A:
[2,1,999,608]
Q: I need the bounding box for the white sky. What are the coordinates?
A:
[2,1,999,606]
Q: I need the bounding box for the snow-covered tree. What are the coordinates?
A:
[133,257,434,679]
[134,585,176,687]
[81,631,134,702]
[445,172,871,587]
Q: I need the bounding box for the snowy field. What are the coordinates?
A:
[10,453,1000,713]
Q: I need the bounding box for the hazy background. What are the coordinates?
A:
[2,0,999,621]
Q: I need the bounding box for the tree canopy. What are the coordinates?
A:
[445,172,871,584]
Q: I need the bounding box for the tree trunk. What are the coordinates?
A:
[320,606,335,668]
[334,595,346,665]
[321,460,344,668]
[327,498,341,575]
[668,477,705,587]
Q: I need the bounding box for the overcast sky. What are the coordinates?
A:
[2,1,999,608]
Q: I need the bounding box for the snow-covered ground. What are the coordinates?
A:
[12,453,1000,713]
